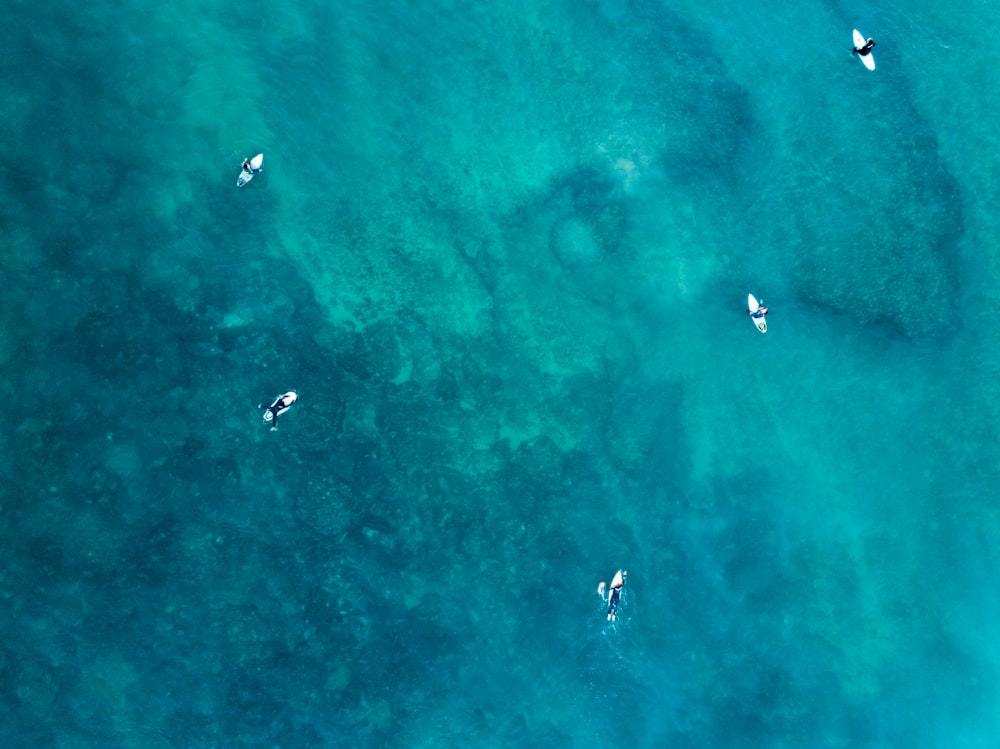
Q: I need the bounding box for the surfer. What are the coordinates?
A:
[748,302,768,319]
[597,570,627,622]
[238,154,264,187]
[259,391,297,430]
[853,37,875,57]
[242,157,262,175]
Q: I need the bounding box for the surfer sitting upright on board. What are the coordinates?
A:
[853,37,875,56]
[259,391,297,431]
[242,157,262,175]
[748,303,768,319]
[598,570,627,622]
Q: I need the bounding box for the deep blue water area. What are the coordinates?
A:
[3,0,1000,746]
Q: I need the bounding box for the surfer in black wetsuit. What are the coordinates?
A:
[242,157,262,175]
[853,37,875,57]
[259,391,297,430]
[598,570,627,622]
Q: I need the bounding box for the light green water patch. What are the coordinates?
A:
[9,0,1000,743]
[861,0,1000,220]
[875,0,1000,353]
[307,1,593,215]
[264,0,765,353]
[140,1,276,150]
[274,198,496,338]
[784,531,922,699]
[671,0,962,336]
[653,286,962,693]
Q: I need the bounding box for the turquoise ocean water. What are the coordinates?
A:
[3,0,1000,745]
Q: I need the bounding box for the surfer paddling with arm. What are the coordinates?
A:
[853,37,875,57]
[597,570,627,622]
[851,30,877,71]
[259,391,297,431]
[242,155,263,175]
[747,293,768,332]
[238,153,264,187]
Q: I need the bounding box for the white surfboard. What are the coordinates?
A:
[260,391,296,423]
[609,570,624,590]
[748,293,767,333]
[237,153,264,187]
[598,569,624,600]
[853,29,875,71]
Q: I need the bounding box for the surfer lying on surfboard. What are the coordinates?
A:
[242,156,263,176]
[260,391,297,431]
[238,153,264,187]
[853,37,875,57]
[748,302,768,319]
[597,570,627,622]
